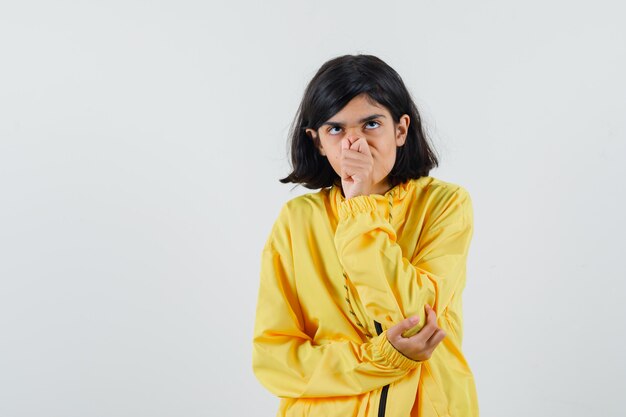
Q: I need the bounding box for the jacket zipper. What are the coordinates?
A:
[374,189,395,417]
[374,320,389,417]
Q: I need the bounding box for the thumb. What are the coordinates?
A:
[388,315,419,339]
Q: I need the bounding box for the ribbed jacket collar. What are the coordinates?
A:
[329,177,422,223]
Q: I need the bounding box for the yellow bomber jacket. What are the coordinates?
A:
[252,176,479,417]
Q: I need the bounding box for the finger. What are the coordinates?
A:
[409,306,438,342]
[425,328,446,349]
[341,138,350,151]
[340,154,372,165]
[425,306,442,332]
[352,138,372,156]
[388,316,419,341]
[341,151,367,161]
[341,149,371,162]
[340,161,369,176]
[341,157,372,173]
[340,162,354,179]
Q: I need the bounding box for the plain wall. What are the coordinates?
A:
[1,1,624,416]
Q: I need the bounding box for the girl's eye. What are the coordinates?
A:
[327,121,380,135]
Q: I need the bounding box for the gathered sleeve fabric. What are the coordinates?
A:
[251,205,421,399]
[333,187,474,337]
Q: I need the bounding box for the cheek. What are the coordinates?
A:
[371,142,396,158]
[378,145,397,167]
[325,145,341,161]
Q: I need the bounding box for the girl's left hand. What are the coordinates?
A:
[340,137,375,199]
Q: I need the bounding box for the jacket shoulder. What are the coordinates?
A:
[278,188,330,227]
[417,176,472,224]
[419,176,470,198]
[264,188,330,251]
[283,187,330,212]
[419,176,471,204]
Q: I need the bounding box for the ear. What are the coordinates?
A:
[395,114,410,146]
[306,128,326,156]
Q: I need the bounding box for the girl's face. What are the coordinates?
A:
[306,93,410,194]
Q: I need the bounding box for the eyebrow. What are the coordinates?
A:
[323,114,386,127]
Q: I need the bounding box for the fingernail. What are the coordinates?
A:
[410,316,419,323]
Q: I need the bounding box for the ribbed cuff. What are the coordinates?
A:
[338,195,379,221]
[374,330,422,370]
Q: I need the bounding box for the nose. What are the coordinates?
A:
[344,126,362,143]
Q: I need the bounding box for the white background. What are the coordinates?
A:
[1,1,625,416]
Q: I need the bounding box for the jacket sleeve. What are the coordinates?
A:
[333,187,474,337]
[252,208,421,398]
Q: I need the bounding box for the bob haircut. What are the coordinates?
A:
[279,54,439,190]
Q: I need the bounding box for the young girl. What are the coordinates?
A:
[252,54,478,417]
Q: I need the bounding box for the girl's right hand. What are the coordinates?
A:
[386,304,446,362]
